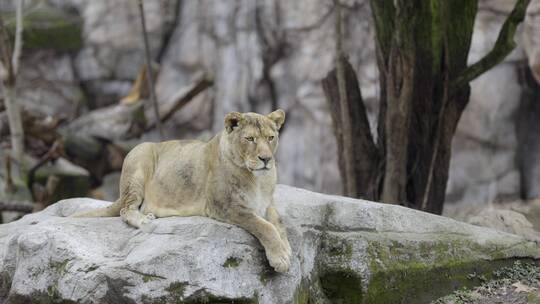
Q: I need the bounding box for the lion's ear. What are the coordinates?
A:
[224,112,243,133]
[267,109,285,130]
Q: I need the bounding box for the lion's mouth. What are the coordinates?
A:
[254,168,269,171]
[251,165,271,171]
[246,161,272,172]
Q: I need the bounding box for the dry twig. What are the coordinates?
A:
[137,0,163,139]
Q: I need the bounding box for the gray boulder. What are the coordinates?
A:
[468,209,540,242]
[1,185,539,304]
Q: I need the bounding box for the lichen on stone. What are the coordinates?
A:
[223,256,242,268]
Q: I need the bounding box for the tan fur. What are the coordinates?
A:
[71,110,291,273]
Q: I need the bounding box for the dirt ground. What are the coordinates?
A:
[433,261,540,304]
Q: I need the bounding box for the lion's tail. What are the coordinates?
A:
[70,199,122,218]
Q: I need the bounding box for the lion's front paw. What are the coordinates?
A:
[140,213,155,225]
[140,213,157,233]
[266,243,291,273]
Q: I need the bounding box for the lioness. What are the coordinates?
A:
[71,110,291,272]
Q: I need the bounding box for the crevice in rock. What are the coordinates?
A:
[253,1,289,112]
[121,267,167,282]
[516,62,540,200]
[319,270,363,304]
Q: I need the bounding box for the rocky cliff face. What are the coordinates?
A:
[1,185,539,303]
[447,0,540,205]
[2,0,540,205]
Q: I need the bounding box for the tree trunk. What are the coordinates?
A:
[334,1,358,197]
[322,57,379,200]
[324,0,530,214]
[379,1,416,204]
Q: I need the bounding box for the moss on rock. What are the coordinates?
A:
[3,6,82,52]
[165,281,188,303]
[364,235,539,303]
[312,230,540,303]
[321,234,353,259]
[222,257,241,268]
[49,260,70,275]
[293,284,310,304]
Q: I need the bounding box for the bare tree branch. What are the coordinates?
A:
[0,15,14,85]
[137,0,163,139]
[451,0,531,92]
[0,7,25,168]
[0,201,34,213]
[3,155,14,193]
[12,0,23,74]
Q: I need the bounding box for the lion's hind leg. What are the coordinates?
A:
[118,171,156,232]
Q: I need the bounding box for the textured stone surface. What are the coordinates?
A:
[468,209,540,242]
[445,198,540,237]
[73,0,178,108]
[1,185,539,303]
[16,52,84,120]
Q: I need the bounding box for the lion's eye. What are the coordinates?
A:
[245,137,254,142]
[268,136,274,141]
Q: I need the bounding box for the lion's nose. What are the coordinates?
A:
[258,156,272,165]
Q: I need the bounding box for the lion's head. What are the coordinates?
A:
[223,109,285,172]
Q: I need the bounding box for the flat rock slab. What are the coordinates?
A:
[1,185,539,304]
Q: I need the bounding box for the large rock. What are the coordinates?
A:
[468,209,540,242]
[1,185,539,303]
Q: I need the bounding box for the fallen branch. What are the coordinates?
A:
[0,201,34,213]
[145,74,214,131]
[137,0,163,139]
[120,65,153,105]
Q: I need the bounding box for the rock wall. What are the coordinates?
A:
[446,0,540,205]
[1,0,540,204]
